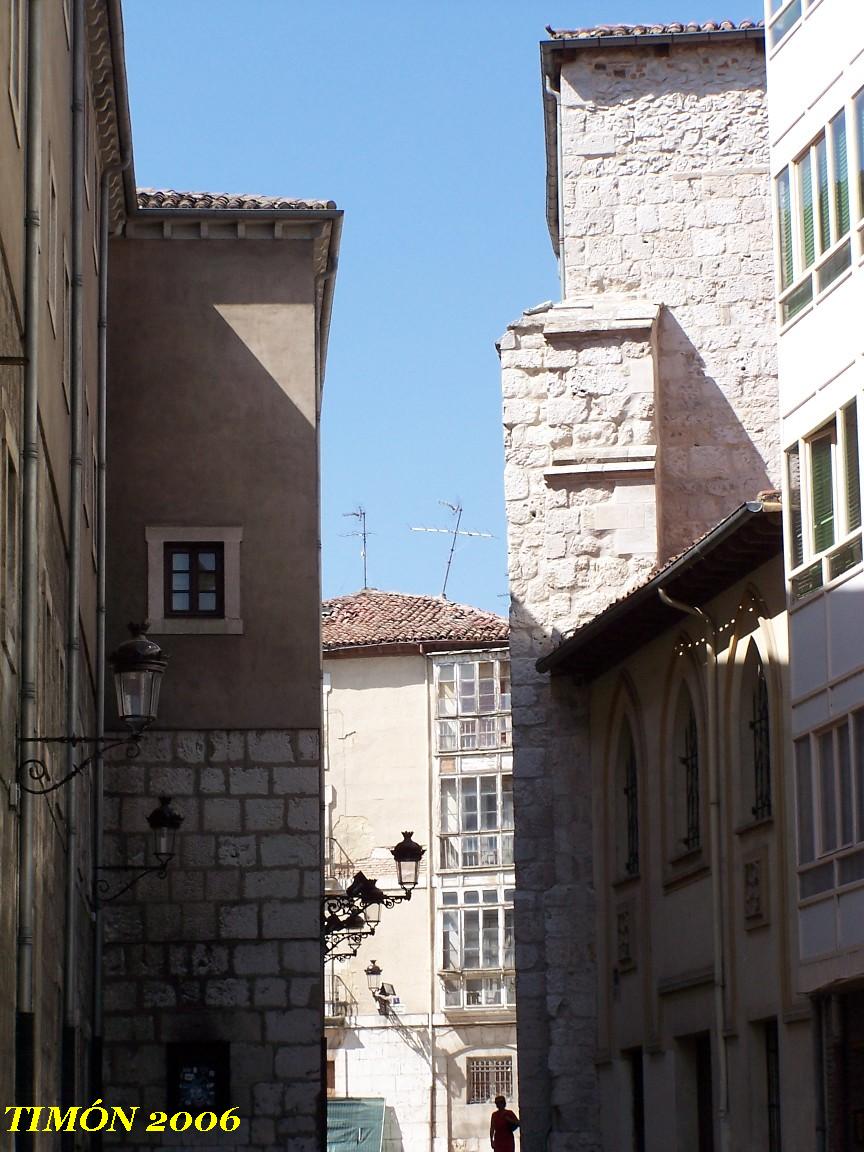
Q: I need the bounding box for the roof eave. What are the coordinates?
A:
[324,636,509,659]
[544,27,765,52]
[536,500,782,678]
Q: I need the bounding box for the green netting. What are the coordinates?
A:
[327,1098,386,1152]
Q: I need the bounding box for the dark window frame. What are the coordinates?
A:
[166,1041,230,1112]
[164,542,225,618]
[750,654,773,821]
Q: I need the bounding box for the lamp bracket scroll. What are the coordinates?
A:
[16,623,167,796]
[95,795,184,905]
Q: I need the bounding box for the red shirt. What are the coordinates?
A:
[490,1108,519,1151]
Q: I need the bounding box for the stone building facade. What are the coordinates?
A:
[0,4,340,1148]
[501,23,779,1152]
[0,0,126,1123]
[538,502,815,1151]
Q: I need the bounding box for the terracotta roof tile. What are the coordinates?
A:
[322,590,508,651]
[546,19,763,39]
[137,188,337,212]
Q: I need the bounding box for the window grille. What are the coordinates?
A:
[681,705,700,851]
[467,1057,512,1104]
[622,727,639,875]
[765,1021,782,1152]
[750,659,772,820]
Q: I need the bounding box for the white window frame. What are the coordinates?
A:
[146,525,242,635]
[796,710,864,904]
[434,655,511,753]
[438,756,514,871]
[776,106,854,326]
[786,399,862,602]
[439,885,515,1010]
[768,0,802,49]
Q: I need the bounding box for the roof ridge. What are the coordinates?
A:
[322,588,509,649]
[136,188,337,211]
[546,18,764,40]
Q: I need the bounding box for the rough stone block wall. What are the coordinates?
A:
[102,729,322,1152]
[560,39,779,556]
[503,38,778,1152]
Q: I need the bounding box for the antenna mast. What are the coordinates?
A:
[342,506,370,589]
[410,501,493,598]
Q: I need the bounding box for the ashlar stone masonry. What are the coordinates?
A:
[102,729,321,1152]
[502,33,779,1152]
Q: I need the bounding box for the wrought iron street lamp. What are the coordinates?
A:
[96,795,185,904]
[18,623,168,795]
[391,831,425,893]
[323,832,426,959]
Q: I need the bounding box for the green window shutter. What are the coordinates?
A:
[817,135,831,253]
[811,431,836,554]
[799,153,815,269]
[777,168,794,289]
[787,444,804,567]
[856,90,864,223]
[832,112,850,237]
[845,403,861,532]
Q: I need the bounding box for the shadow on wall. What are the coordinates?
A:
[382,1105,404,1152]
[656,309,775,562]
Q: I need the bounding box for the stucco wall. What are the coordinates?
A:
[107,235,320,731]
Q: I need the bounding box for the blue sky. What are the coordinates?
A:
[123,1,763,613]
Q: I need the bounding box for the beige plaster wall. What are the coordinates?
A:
[326,652,432,1014]
[589,556,813,1148]
[107,236,320,730]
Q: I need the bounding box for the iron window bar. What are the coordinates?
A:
[623,735,639,876]
[681,706,701,851]
[750,662,772,820]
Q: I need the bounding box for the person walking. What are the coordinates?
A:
[489,1095,520,1151]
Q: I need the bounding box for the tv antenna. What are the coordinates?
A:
[342,506,371,588]
[410,501,493,599]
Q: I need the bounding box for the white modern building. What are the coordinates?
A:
[766,0,864,1145]
[321,590,515,1152]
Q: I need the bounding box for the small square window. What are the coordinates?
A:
[146,527,242,635]
[167,1042,230,1112]
[164,544,225,618]
[467,1057,513,1104]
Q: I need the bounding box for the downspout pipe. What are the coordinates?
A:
[657,588,729,1152]
[543,73,566,301]
[17,0,44,1121]
[92,148,130,1117]
[62,0,86,1119]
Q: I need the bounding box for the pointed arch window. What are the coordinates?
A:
[741,645,772,822]
[673,687,701,852]
[616,720,639,878]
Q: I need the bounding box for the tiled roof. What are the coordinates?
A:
[546,19,763,39]
[136,188,337,211]
[537,497,782,678]
[322,590,509,651]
